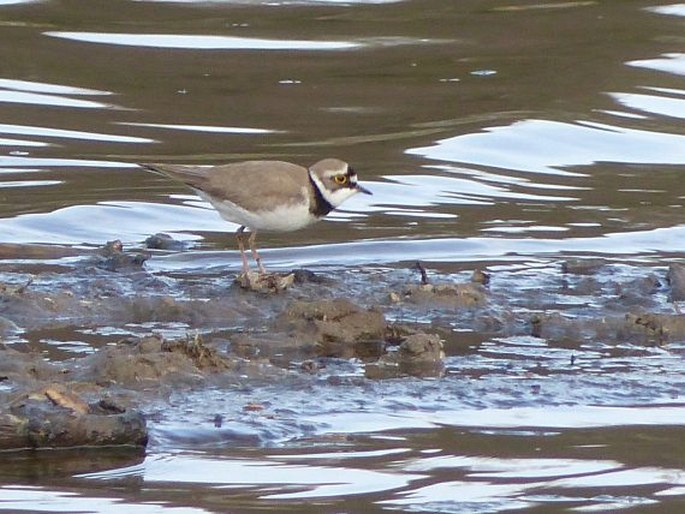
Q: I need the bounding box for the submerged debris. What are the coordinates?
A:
[397,281,487,307]
[388,263,489,307]
[74,335,232,387]
[561,258,608,275]
[278,299,386,359]
[229,298,443,373]
[235,271,295,293]
[1,237,684,450]
[161,333,230,370]
[367,331,445,379]
[94,240,150,271]
[0,278,32,296]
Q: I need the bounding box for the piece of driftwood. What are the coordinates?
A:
[0,385,147,451]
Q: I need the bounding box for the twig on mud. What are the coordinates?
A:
[413,261,429,285]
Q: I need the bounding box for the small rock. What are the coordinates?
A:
[614,274,661,307]
[300,360,319,373]
[530,314,543,338]
[291,269,329,284]
[74,335,228,387]
[278,299,386,359]
[399,333,445,363]
[561,258,607,275]
[144,233,186,251]
[94,240,150,271]
[471,268,490,285]
[366,332,444,379]
[622,312,685,344]
[667,263,685,302]
[96,398,127,414]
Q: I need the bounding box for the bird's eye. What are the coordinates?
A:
[334,175,348,185]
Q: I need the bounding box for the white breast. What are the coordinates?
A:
[198,191,320,232]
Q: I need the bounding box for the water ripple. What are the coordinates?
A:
[120,122,274,134]
[0,123,154,143]
[407,119,685,174]
[45,31,363,51]
[628,52,685,76]
[0,78,117,109]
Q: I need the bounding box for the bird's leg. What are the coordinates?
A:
[247,230,267,274]
[235,226,251,275]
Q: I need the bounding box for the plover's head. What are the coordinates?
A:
[308,158,372,208]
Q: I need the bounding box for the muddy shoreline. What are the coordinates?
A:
[1,238,684,451]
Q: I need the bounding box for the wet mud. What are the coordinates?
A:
[0,239,683,451]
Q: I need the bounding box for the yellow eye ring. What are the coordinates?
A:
[334,175,348,185]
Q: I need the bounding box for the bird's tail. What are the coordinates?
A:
[139,163,209,188]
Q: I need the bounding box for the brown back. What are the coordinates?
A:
[141,161,310,212]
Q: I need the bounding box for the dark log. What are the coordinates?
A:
[0,387,147,451]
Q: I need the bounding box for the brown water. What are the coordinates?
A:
[1,0,685,512]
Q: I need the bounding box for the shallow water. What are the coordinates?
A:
[0,0,684,513]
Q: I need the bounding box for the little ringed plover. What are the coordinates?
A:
[140,158,371,274]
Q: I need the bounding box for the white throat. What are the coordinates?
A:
[308,170,359,208]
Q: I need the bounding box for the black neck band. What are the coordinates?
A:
[308,173,335,217]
